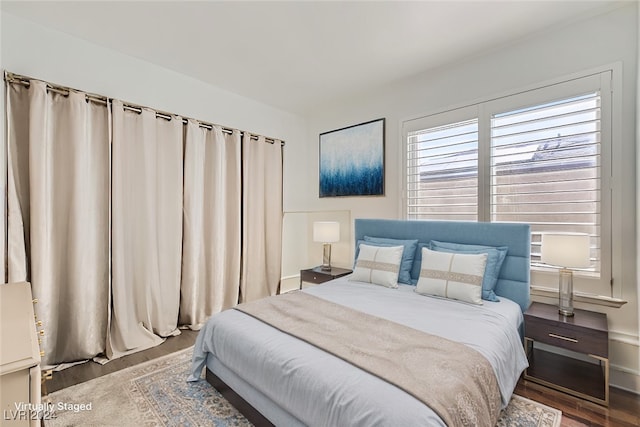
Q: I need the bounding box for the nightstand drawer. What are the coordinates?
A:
[526,317,608,358]
[299,267,353,290]
[300,270,329,284]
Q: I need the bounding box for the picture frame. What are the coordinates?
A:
[319,118,385,197]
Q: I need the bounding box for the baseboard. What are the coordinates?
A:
[279,275,300,293]
[610,364,640,395]
[610,371,640,395]
[609,331,640,394]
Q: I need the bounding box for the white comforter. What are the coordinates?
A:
[189,277,528,426]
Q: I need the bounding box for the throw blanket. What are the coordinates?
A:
[235,291,501,427]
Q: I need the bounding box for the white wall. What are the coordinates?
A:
[291,4,640,392]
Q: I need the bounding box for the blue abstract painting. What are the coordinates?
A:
[319,118,385,197]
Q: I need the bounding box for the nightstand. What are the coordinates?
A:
[299,266,352,289]
[524,302,609,406]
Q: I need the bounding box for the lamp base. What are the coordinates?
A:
[558,268,574,317]
[321,243,332,271]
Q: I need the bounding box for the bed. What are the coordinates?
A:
[189,219,531,426]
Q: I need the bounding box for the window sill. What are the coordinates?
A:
[530,285,627,308]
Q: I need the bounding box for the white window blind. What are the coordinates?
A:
[407,119,478,220]
[490,93,601,276]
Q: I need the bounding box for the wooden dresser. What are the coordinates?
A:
[0,282,42,426]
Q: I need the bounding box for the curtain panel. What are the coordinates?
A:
[241,135,283,302]
[180,121,241,329]
[6,80,110,365]
[5,76,284,365]
[106,100,184,360]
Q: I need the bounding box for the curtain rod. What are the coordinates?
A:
[4,72,285,146]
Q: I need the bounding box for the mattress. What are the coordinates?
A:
[189,277,528,426]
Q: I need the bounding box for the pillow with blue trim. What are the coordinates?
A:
[429,240,508,302]
[355,236,418,285]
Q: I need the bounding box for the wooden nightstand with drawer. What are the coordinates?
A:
[299,267,352,289]
[524,302,609,406]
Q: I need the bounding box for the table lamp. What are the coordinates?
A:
[541,233,591,317]
[313,221,340,271]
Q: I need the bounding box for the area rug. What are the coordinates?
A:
[44,347,562,427]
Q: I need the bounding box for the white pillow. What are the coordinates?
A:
[350,244,403,288]
[416,247,487,305]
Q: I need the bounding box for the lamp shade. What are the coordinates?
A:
[313,221,340,243]
[541,233,590,268]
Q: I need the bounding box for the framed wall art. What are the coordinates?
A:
[319,118,385,197]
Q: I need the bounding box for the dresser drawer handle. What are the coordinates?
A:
[548,333,578,343]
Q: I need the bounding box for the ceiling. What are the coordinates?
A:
[0,1,624,115]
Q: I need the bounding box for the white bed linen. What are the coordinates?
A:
[189,277,528,426]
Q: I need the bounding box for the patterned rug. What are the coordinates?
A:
[44,347,561,427]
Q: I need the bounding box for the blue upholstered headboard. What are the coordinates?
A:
[354,219,531,312]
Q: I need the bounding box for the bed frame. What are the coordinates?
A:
[206,369,274,426]
[206,219,531,426]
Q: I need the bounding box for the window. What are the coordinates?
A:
[404,72,612,292]
[407,118,478,221]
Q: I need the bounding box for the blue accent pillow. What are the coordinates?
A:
[356,236,418,285]
[428,240,508,302]
[409,242,430,284]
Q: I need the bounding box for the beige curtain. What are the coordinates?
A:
[180,121,241,329]
[6,80,110,365]
[240,135,283,302]
[106,100,183,359]
[5,75,284,364]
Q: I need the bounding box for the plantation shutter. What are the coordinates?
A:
[407,118,479,221]
[490,92,602,277]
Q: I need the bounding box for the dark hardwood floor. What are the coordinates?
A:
[44,329,199,394]
[46,331,640,427]
[515,380,640,427]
